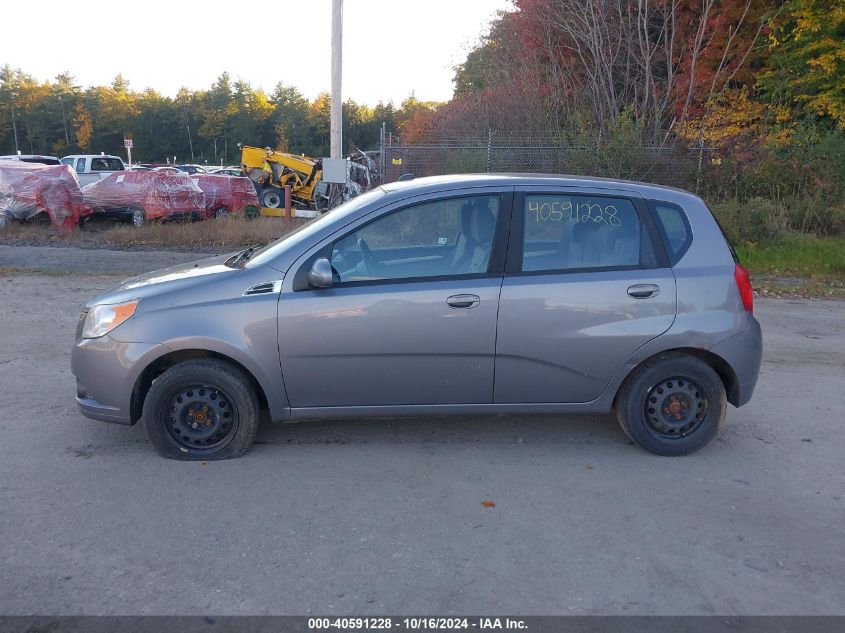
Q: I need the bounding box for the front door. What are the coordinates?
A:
[494,188,677,404]
[278,191,511,409]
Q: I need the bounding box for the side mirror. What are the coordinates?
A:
[307,257,333,288]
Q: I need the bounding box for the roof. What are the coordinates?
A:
[61,154,123,160]
[0,154,60,161]
[380,173,698,202]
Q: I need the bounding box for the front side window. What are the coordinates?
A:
[521,194,656,272]
[330,195,500,283]
[61,157,74,166]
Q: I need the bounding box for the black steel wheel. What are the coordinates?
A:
[616,353,726,456]
[142,359,260,460]
[164,383,239,451]
[643,376,708,439]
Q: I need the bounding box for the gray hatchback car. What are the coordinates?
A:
[72,174,762,460]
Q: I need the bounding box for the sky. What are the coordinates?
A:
[0,0,512,104]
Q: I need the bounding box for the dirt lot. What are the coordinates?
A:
[0,245,843,616]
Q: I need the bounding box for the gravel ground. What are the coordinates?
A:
[0,244,216,275]
[0,246,843,616]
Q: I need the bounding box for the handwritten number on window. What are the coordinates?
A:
[528,199,622,226]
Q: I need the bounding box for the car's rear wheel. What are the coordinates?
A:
[130,207,146,228]
[615,353,726,456]
[213,207,230,220]
[142,360,260,460]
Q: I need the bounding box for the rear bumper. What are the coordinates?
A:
[709,315,763,407]
[71,336,167,425]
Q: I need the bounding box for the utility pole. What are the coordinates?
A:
[330,0,343,159]
[58,96,69,146]
[9,92,20,155]
[183,106,194,162]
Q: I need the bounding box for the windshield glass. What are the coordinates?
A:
[246,188,386,269]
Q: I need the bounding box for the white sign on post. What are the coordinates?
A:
[123,138,133,168]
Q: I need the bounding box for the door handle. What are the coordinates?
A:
[446,294,480,309]
[627,284,660,299]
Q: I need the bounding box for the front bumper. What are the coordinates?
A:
[71,335,166,425]
[76,394,132,424]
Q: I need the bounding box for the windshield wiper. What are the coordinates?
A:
[227,245,260,268]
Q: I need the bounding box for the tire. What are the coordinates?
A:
[260,188,283,208]
[615,353,726,456]
[142,359,260,461]
[213,207,230,220]
[130,207,146,228]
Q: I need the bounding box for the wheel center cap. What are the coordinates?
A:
[187,404,214,428]
[662,395,690,423]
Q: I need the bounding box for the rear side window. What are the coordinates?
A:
[20,157,60,165]
[75,158,86,172]
[91,157,124,171]
[648,201,692,265]
[521,194,657,272]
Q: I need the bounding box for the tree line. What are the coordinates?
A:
[0,68,438,164]
[394,0,843,237]
[407,0,843,140]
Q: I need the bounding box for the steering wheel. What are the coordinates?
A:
[357,237,380,277]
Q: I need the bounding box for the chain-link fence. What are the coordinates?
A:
[377,131,711,192]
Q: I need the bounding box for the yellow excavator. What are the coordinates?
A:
[240,145,340,211]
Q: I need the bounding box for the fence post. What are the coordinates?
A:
[379,122,386,185]
[695,137,705,194]
[486,129,492,173]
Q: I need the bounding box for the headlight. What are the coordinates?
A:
[81,300,139,339]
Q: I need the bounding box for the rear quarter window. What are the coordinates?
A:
[648,201,692,265]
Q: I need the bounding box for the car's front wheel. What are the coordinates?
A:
[615,353,726,456]
[142,359,260,460]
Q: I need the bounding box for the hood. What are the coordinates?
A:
[87,252,240,307]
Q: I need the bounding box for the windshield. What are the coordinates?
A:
[246,188,386,269]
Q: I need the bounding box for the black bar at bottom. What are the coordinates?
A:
[0,616,843,633]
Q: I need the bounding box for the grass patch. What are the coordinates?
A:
[0,216,310,252]
[736,235,845,299]
[736,235,845,277]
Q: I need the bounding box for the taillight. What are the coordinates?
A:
[734,264,753,313]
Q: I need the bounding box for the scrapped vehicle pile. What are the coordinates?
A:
[82,171,206,227]
[0,162,91,231]
[0,162,259,229]
[190,174,260,219]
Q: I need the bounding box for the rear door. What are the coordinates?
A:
[494,187,676,404]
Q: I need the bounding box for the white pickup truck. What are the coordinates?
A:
[61,154,125,186]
